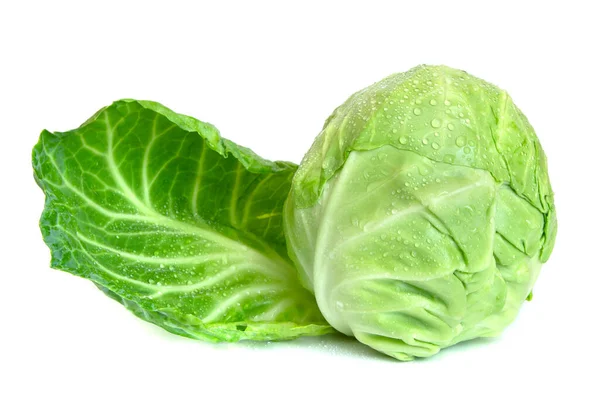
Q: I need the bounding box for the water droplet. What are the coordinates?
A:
[399,136,408,145]
[431,142,440,150]
[447,123,455,131]
[444,100,451,106]
[431,119,442,128]
[411,251,417,257]
[455,136,467,147]
[429,99,437,105]
[443,154,455,163]
[464,147,472,154]
[392,128,398,133]
[413,108,422,115]
[419,165,432,176]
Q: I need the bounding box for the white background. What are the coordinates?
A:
[1,1,598,399]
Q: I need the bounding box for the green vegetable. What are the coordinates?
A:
[284,65,557,360]
[33,99,332,341]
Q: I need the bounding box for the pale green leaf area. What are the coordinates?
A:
[33,99,332,341]
[285,65,557,360]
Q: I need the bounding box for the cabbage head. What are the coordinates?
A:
[284,65,557,360]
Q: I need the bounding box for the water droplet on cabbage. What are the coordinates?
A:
[443,154,455,163]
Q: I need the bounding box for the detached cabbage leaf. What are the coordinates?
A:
[284,65,557,360]
[33,99,332,341]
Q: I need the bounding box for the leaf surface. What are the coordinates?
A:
[33,99,332,341]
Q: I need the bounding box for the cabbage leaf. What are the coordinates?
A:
[33,99,332,341]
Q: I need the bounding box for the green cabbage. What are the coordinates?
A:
[33,66,556,361]
[284,65,557,360]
